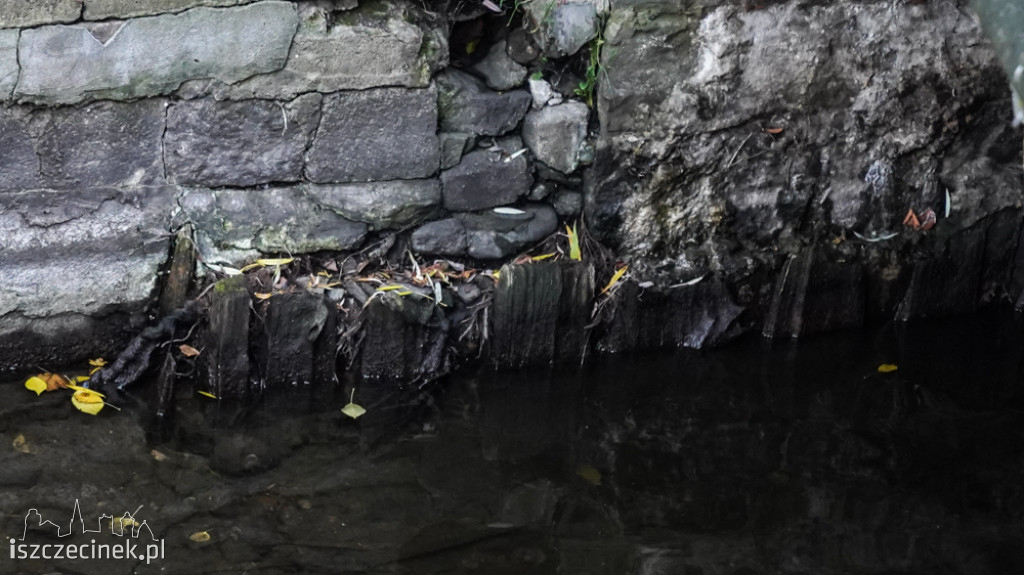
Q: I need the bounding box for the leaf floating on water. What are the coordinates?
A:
[197,391,218,400]
[189,531,211,543]
[342,389,366,419]
[25,376,48,396]
[877,364,898,373]
[179,344,201,357]
[89,357,107,374]
[66,383,104,397]
[600,265,629,295]
[577,464,602,486]
[12,434,30,454]
[71,389,104,416]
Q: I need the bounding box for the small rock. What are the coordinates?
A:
[506,27,541,64]
[442,136,533,211]
[458,203,559,260]
[471,40,529,91]
[412,218,468,257]
[439,132,476,170]
[528,181,557,201]
[526,0,600,58]
[529,77,555,109]
[437,69,532,137]
[522,101,591,174]
[456,283,482,304]
[551,190,583,217]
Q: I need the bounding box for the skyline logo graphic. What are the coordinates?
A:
[9,500,164,564]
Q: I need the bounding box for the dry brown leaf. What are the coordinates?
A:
[12,434,30,454]
[179,344,201,357]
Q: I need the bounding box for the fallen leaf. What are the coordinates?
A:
[531,253,556,261]
[88,358,107,367]
[577,464,602,486]
[600,265,629,295]
[903,208,920,230]
[197,391,218,400]
[566,223,581,261]
[376,285,404,292]
[253,292,273,300]
[25,376,48,396]
[342,389,366,420]
[66,383,104,397]
[493,207,526,215]
[179,344,201,357]
[764,126,784,134]
[919,208,936,230]
[189,531,211,543]
[71,389,104,415]
[877,364,898,373]
[150,449,169,462]
[12,434,30,454]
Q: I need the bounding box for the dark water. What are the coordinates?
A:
[1,313,1024,574]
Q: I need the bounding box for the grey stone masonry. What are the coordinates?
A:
[522,101,591,174]
[0,99,166,191]
[0,0,80,29]
[166,94,322,187]
[437,69,532,137]
[14,2,299,105]
[442,136,532,212]
[306,86,440,183]
[0,30,17,99]
[306,180,442,231]
[83,0,255,21]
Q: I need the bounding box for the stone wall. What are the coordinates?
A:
[0,0,1020,370]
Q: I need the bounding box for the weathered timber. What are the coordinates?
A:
[260,291,334,388]
[203,275,251,399]
[490,261,594,368]
[159,225,197,317]
[763,248,865,338]
[359,293,449,383]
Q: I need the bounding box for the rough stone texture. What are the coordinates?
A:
[551,190,583,218]
[306,86,439,183]
[260,291,333,389]
[437,69,532,136]
[83,0,254,21]
[471,40,529,91]
[359,293,448,382]
[458,203,559,260]
[166,94,321,187]
[306,179,442,230]
[490,261,594,368]
[0,188,174,368]
[762,249,865,338]
[0,100,166,191]
[196,0,448,99]
[0,0,79,29]
[588,1,1023,329]
[439,132,475,170]
[177,187,368,265]
[15,2,299,105]
[442,136,533,212]
[524,0,600,58]
[0,30,17,99]
[523,102,590,174]
[411,218,468,257]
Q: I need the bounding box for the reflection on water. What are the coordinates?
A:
[1,313,1024,574]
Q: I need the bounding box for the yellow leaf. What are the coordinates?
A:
[189,531,211,543]
[600,265,629,295]
[12,434,30,454]
[253,292,273,300]
[256,257,293,267]
[577,464,602,486]
[877,364,898,373]
[179,344,201,357]
[66,383,105,398]
[376,285,403,291]
[88,358,107,367]
[531,253,556,261]
[197,391,218,399]
[71,390,104,415]
[567,223,581,261]
[73,375,90,383]
[396,290,413,297]
[342,389,367,419]
[465,38,479,54]
[25,376,48,396]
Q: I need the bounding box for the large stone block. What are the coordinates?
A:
[0,99,166,191]
[166,94,321,187]
[177,187,368,265]
[0,187,174,319]
[203,0,448,99]
[0,30,18,99]
[442,136,532,212]
[15,2,298,105]
[306,180,442,230]
[0,0,79,29]
[437,69,532,136]
[305,86,439,183]
[458,203,558,260]
[83,0,254,21]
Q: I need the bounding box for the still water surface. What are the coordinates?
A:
[1,313,1023,574]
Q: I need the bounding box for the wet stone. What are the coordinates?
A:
[437,69,532,136]
[551,190,583,217]
[458,203,559,260]
[306,86,439,183]
[442,136,532,212]
[166,94,321,187]
[470,39,529,91]
[412,218,468,257]
[306,179,442,230]
[439,132,475,170]
[522,101,590,174]
[525,0,600,58]
[506,27,541,64]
